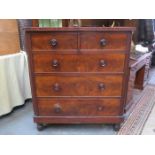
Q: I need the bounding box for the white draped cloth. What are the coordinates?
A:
[0,51,32,116]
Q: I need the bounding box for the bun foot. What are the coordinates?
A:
[37,123,46,131]
[113,124,121,131]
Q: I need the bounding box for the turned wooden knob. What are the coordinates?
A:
[50,39,57,47]
[99,60,107,67]
[98,83,105,91]
[97,106,104,111]
[54,103,62,113]
[53,83,61,91]
[100,38,107,46]
[52,59,59,67]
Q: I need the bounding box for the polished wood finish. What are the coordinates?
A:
[25,27,134,129]
[31,32,78,51]
[37,98,121,116]
[35,74,123,97]
[33,53,125,73]
[80,32,128,50]
[34,116,123,124]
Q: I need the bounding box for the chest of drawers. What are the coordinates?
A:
[25,27,134,131]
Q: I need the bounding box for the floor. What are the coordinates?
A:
[0,101,115,135]
[141,67,155,135]
[142,103,155,135]
[0,68,155,135]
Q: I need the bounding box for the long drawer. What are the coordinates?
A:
[35,74,123,97]
[37,98,121,116]
[33,53,125,73]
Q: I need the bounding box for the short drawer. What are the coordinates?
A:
[37,98,121,116]
[35,74,123,97]
[33,53,125,73]
[80,32,128,50]
[31,32,78,51]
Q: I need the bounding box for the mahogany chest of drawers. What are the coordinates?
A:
[25,27,134,131]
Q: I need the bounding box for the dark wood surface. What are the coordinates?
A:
[35,74,123,97]
[34,116,123,124]
[25,27,134,128]
[31,31,128,51]
[31,32,78,51]
[37,98,121,116]
[33,53,125,73]
[80,32,128,50]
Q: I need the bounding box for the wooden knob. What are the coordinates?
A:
[53,83,61,91]
[50,39,57,47]
[99,60,106,67]
[52,59,59,67]
[98,83,105,90]
[100,38,107,46]
[54,103,62,113]
[97,106,104,111]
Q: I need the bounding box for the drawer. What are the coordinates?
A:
[37,98,121,116]
[80,32,128,50]
[35,74,123,97]
[31,32,78,51]
[33,53,125,73]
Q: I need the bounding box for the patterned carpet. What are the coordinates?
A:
[118,84,155,135]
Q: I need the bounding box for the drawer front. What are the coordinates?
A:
[37,98,121,116]
[31,32,78,51]
[80,32,128,50]
[33,53,125,73]
[35,75,123,97]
